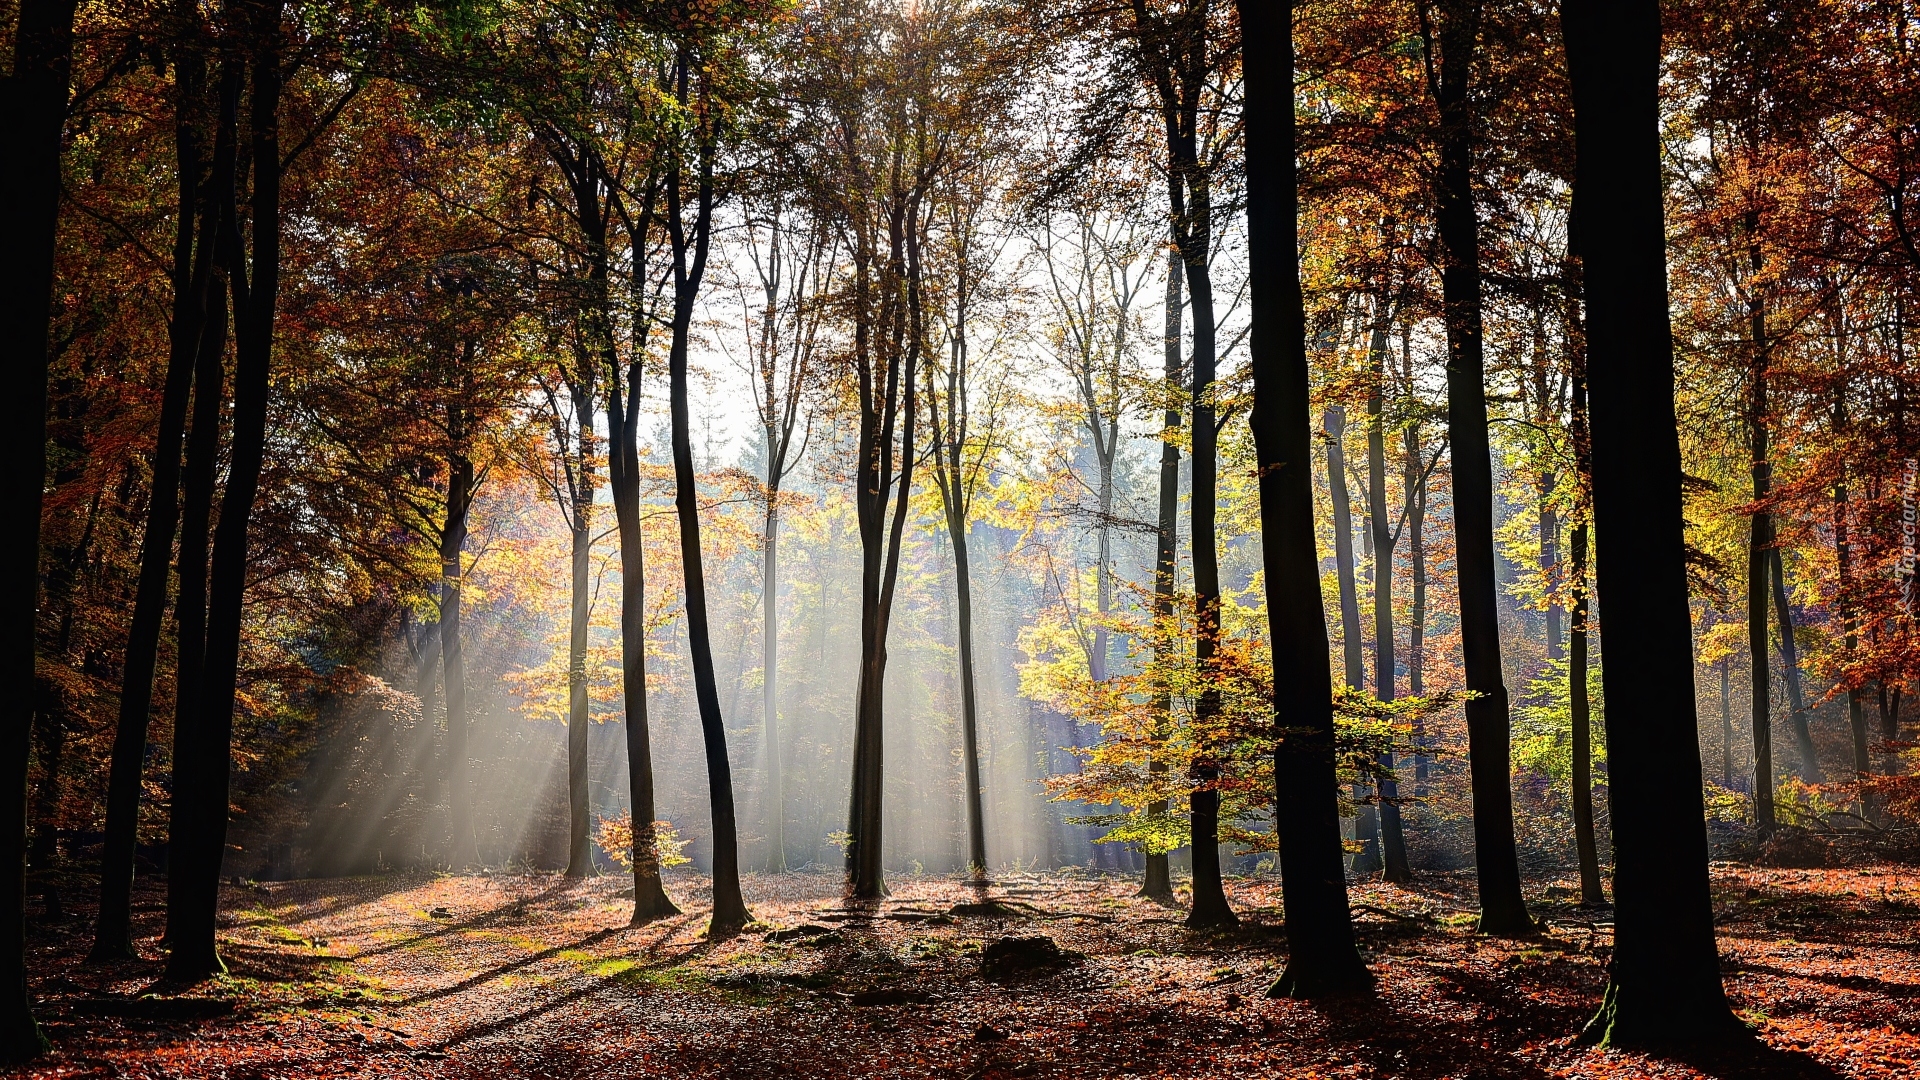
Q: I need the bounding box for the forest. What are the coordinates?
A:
[1,0,1918,1077]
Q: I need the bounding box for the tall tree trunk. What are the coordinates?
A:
[166,244,230,943]
[606,271,678,920]
[1405,411,1429,787]
[95,15,214,959]
[1142,247,1180,905]
[0,0,77,1054]
[164,51,239,958]
[762,496,785,874]
[949,515,987,877]
[169,3,284,982]
[1428,0,1531,935]
[1326,405,1379,874]
[1365,298,1410,884]
[441,437,474,869]
[564,421,593,876]
[1563,237,1603,907]
[1721,659,1734,788]
[666,96,749,934]
[847,182,923,899]
[1238,0,1370,996]
[1564,0,1741,1045]
[1768,550,1817,781]
[1186,210,1234,926]
[1744,216,1777,832]
[929,284,988,879]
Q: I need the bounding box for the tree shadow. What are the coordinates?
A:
[1655,1037,1849,1080]
[395,910,698,1007]
[337,878,577,961]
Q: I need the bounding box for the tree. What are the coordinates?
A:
[734,192,828,876]
[1237,0,1371,1000]
[1562,0,1742,1047]
[1126,0,1236,931]
[1,0,78,1057]
[663,43,751,935]
[1419,0,1532,935]
[93,1,216,961]
[167,0,294,982]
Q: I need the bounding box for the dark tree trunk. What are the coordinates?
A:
[1142,246,1180,905]
[846,182,923,901]
[0,0,77,1056]
[94,13,216,961]
[169,2,285,983]
[1428,0,1531,935]
[1563,246,1604,908]
[1365,298,1410,884]
[1405,411,1430,786]
[926,229,987,880]
[1744,221,1777,832]
[1563,0,1741,1046]
[608,201,678,921]
[1326,405,1380,875]
[666,84,750,934]
[949,518,987,877]
[441,437,474,868]
[1238,0,1370,998]
[164,52,239,963]
[1721,660,1734,789]
[1768,551,1817,781]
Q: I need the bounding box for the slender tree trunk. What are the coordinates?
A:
[167,250,229,943]
[763,496,786,874]
[1239,0,1369,995]
[1768,550,1817,781]
[564,462,592,876]
[1721,659,1734,788]
[164,51,239,960]
[1406,413,1429,787]
[1569,518,1602,906]
[1563,240,1603,907]
[1430,0,1531,935]
[1564,0,1740,1044]
[1143,247,1180,905]
[1186,214,1234,927]
[1744,218,1777,832]
[666,103,750,934]
[95,20,213,959]
[609,359,678,918]
[170,4,284,981]
[950,517,987,877]
[1326,405,1380,874]
[441,443,473,868]
[1365,299,1409,884]
[0,0,77,1052]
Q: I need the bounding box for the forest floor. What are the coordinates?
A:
[6,863,1920,1079]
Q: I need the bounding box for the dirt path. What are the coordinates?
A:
[8,865,1919,1078]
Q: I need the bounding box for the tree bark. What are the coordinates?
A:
[0,0,77,1054]
[1768,550,1817,781]
[1326,405,1380,875]
[440,436,474,868]
[1563,238,1604,907]
[1142,246,1180,905]
[1365,296,1410,884]
[1239,0,1370,997]
[666,77,750,934]
[1563,0,1741,1045]
[1744,215,1777,832]
[169,2,285,982]
[1428,0,1531,935]
[94,12,215,960]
